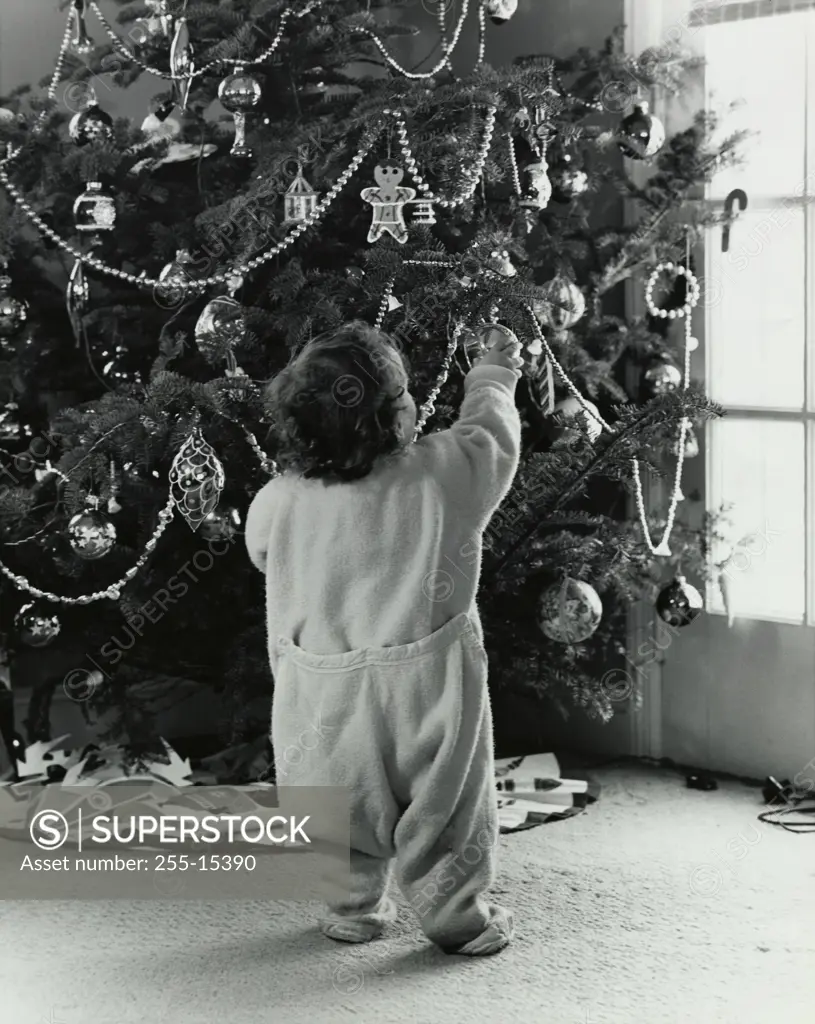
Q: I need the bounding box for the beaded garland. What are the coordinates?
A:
[634,262,699,556]
[364,0,472,80]
[87,1,322,82]
[0,107,497,292]
[523,258,701,558]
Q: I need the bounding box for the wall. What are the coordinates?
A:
[623,0,815,782]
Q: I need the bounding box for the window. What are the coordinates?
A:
[704,6,815,622]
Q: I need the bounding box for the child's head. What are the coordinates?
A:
[265,321,417,483]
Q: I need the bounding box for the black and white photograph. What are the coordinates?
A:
[0,1,813,1021]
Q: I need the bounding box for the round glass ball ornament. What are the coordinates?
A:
[617,102,666,160]
[69,102,114,146]
[67,507,117,560]
[0,402,22,443]
[0,274,28,340]
[463,323,518,360]
[73,181,117,238]
[672,425,699,459]
[155,249,195,308]
[485,0,519,24]
[218,69,262,114]
[538,578,603,644]
[198,504,241,542]
[550,154,589,202]
[15,602,61,647]
[655,576,702,628]
[551,396,603,443]
[534,276,586,331]
[643,359,682,397]
[195,296,246,365]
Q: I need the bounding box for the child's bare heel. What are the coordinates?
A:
[443,907,515,957]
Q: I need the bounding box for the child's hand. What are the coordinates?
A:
[475,331,524,378]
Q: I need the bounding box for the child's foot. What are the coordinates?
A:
[320,897,397,944]
[444,907,515,957]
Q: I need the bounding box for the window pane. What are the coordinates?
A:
[707,418,805,621]
[705,12,809,199]
[706,207,806,409]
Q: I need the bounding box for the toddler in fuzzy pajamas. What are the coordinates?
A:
[245,320,522,956]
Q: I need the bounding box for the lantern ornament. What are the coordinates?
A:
[283,166,320,225]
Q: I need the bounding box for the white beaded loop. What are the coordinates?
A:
[644,262,700,320]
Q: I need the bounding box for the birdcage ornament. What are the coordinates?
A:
[283,166,319,225]
[411,197,437,226]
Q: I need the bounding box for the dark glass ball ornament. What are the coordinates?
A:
[0,274,28,340]
[69,103,114,147]
[617,102,666,160]
[655,575,703,628]
[15,602,61,647]
[550,154,589,202]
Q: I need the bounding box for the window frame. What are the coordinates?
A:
[702,3,815,624]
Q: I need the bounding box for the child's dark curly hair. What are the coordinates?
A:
[264,321,410,483]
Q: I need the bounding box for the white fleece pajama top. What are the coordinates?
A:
[245,363,522,656]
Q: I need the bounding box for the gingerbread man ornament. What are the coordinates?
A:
[361,163,416,244]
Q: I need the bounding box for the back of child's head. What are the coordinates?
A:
[264,321,408,483]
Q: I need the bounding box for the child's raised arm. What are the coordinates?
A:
[418,335,523,530]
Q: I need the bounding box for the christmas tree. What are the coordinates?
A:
[0,0,742,773]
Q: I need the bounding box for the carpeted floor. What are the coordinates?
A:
[2,763,813,1024]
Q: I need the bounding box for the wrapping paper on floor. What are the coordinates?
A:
[495,753,600,832]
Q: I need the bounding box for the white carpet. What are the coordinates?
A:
[2,763,813,1024]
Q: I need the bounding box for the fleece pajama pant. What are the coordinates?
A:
[270,611,512,953]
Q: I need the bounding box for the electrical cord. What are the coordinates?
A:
[758,793,815,834]
[568,753,815,832]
